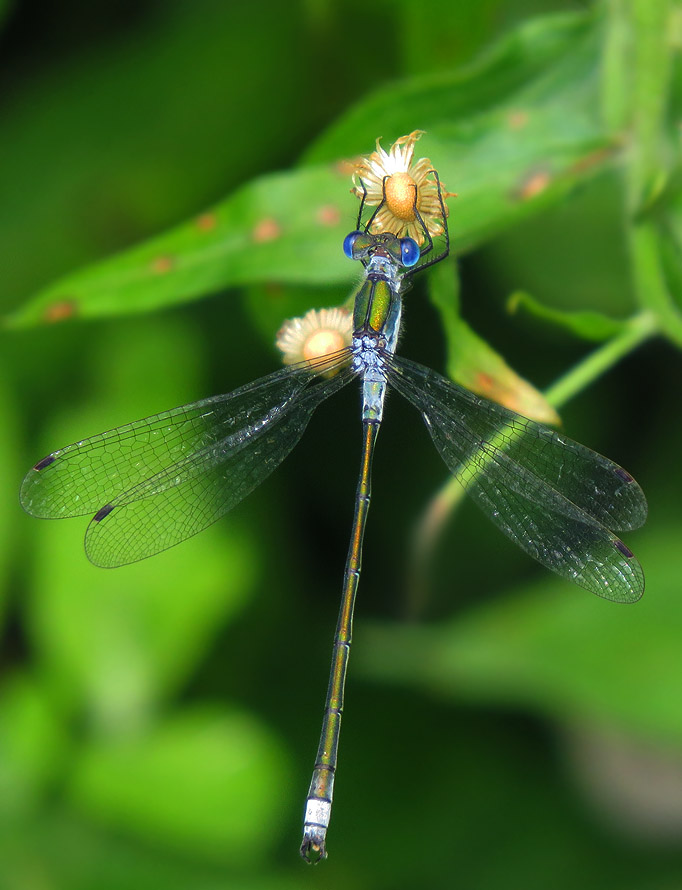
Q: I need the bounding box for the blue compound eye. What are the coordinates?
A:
[400,237,420,267]
[343,231,361,259]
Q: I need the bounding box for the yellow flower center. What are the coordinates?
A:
[303,329,346,362]
[385,172,417,221]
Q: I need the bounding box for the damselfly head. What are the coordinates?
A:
[343,230,419,268]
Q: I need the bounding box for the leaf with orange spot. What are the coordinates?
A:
[6,12,620,330]
[428,258,560,425]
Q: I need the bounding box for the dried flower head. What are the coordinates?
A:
[351,131,455,245]
[276,307,352,372]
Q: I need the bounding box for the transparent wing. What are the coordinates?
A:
[21,350,355,567]
[386,354,646,602]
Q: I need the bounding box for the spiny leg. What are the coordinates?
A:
[362,175,391,233]
[355,178,368,231]
[411,170,450,274]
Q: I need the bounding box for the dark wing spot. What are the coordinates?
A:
[614,467,634,483]
[34,454,56,471]
[614,540,634,558]
[93,503,115,522]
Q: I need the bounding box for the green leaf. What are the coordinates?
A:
[0,357,19,628]
[305,11,597,159]
[622,0,675,212]
[657,186,682,322]
[242,280,352,346]
[5,168,356,329]
[508,290,630,341]
[0,806,306,890]
[68,705,290,864]
[0,0,12,30]
[8,11,618,329]
[0,2,331,313]
[30,518,255,729]
[357,523,682,746]
[660,232,682,318]
[0,674,67,818]
[25,318,258,726]
[429,258,560,424]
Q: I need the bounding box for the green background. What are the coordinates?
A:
[3,0,682,886]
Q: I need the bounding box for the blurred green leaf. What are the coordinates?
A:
[358,522,682,745]
[0,0,12,29]
[243,280,352,346]
[30,516,255,729]
[658,188,682,317]
[0,2,330,310]
[429,258,560,423]
[68,705,290,864]
[508,290,630,340]
[0,807,307,890]
[24,318,257,726]
[5,168,356,328]
[8,11,619,329]
[392,0,501,74]
[0,674,67,818]
[478,171,638,320]
[622,0,674,212]
[306,10,597,158]
[660,233,682,317]
[0,356,19,626]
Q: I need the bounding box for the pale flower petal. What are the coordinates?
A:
[350,131,455,245]
[276,308,353,373]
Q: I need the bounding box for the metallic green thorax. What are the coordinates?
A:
[350,233,405,337]
[352,277,396,334]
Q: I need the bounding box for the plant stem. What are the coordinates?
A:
[605,0,682,344]
[543,310,657,408]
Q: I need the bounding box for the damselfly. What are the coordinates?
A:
[20,169,646,863]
